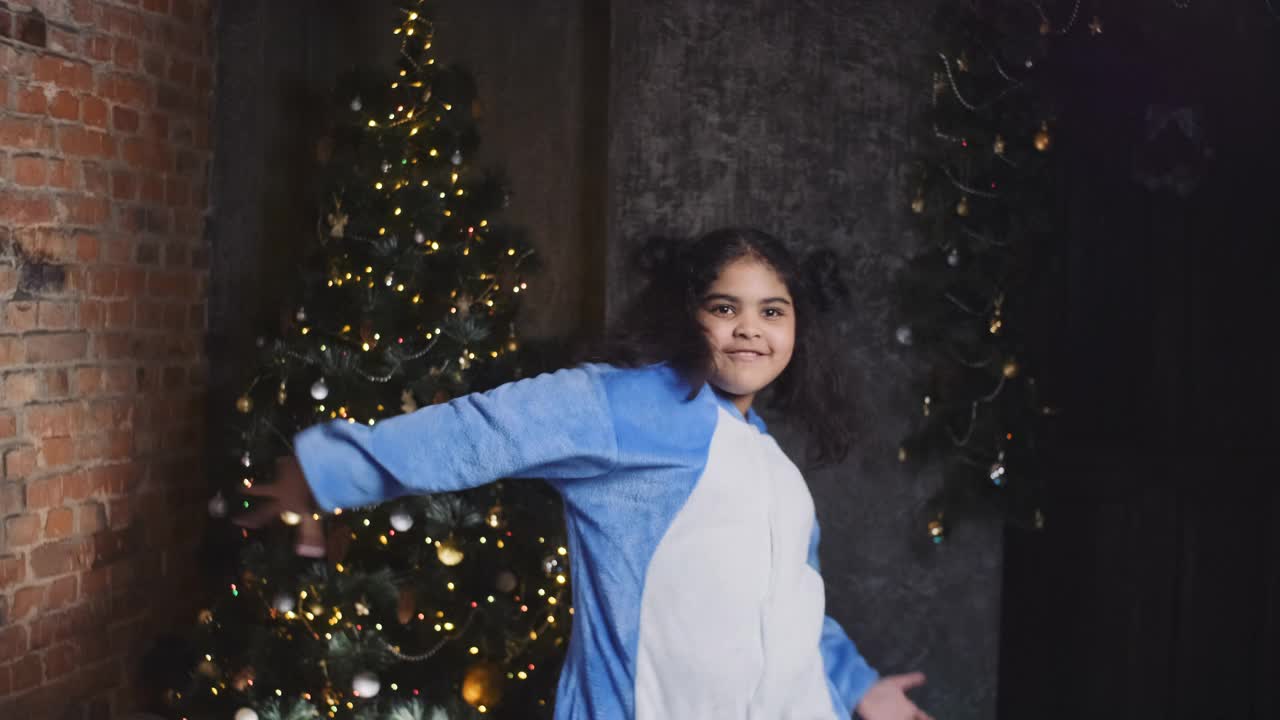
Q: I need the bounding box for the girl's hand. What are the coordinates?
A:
[234,456,319,529]
[855,673,934,720]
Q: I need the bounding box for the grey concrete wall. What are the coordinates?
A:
[605,2,1001,717]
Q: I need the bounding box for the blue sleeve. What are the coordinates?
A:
[293,365,619,511]
[808,518,880,717]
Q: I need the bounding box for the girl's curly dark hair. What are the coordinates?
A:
[583,227,855,465]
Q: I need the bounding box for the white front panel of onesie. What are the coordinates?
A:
[634,407,837,719]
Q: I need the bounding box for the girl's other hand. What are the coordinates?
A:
[233,456,319,528]
[855,672,934,720]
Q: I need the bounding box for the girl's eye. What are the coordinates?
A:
[763,308,784,318]
[711,305,734,316]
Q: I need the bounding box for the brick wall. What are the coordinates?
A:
[0,0,212,716]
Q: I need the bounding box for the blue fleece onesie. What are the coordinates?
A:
[294,361,879,719]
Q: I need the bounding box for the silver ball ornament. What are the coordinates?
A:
[208,492,228,518]
[350,97,363,112]
[389,510,414,532]
[234,709,259,720]
[450,150,463,165]
[352,670,381,698]
[272,592,296,613]
[895,325,914,346]
[310,379,330,401]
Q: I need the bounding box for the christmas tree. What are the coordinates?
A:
[895,0,1086,543]
[169,3,570,719]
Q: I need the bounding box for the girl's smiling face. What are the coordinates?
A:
[697,255,796,415]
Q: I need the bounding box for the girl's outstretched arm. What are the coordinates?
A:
[260,365,619,519]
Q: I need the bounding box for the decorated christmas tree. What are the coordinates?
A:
[895,0,1085,543]
[169,3,570,718]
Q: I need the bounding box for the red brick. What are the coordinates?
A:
[98,72,148,107]
[10,654,41,693]
[11,585,43,621]
[74,365,102,393]
[24,475,62,510]
[3,300,37,331]
[0,268,17,297]
[91,332,132,361]
[142,0,170,13]
[78,501,107,533]
[165,177,189,206]
[16,84,48,114]
[113,38,140,69]
[26,332,89,363]
[25,403,77,437]
[45,507,74,539]
[105,300,133,328]
[60,470,93,501]
[85,34,112,61]
[0,555,26,587]
[0,117,55,150]
[3,371,41,405]
[48,158,74,188]
[87,268,116,296]
[0,663,9,697]
[34,56,94,92]
[0,191,55,224]
[116,267,144,294]
[43,368,70,397]
[101,5,145,37]
[36,301,76,329]
[13,155,46,186]
[40,435,76,468]
[31,538,91,578]
[3,445,38,480]
[5,514,41,546]
[112,105,139,132]
[139,173,163,203]
[61,194,111,225]
[82,94,109,128]
[75,233,99,261]
[49,90,79,120]
[0,411,16,439]
[44,642,77,680]
[144,111,168,139]
[111,169,137,200]
[81,161,107,193]
[58,126,114,158]
[0,626,31,666]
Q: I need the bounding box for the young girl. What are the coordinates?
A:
[238,227,933,720]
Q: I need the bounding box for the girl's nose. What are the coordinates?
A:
[733,322,760,338]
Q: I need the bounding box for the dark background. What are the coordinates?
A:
[209,1,1280,718]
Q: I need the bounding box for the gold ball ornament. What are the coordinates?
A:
[196,659,220,678]
[436,537,465,567]
[461,662,505,709]
[993,135,1007,156]
[1034,122,1052,152]
[1002,358,1021,378]
[910,194,926,214]
[485,504,506,529]
[1039,20,1052,35]
[235,395,253,414]
[1034,508,1046,530]
[955,196,971,217]
[928,516,948,544]
[197,608,214,624]
[277,381,287,405]
[1089,16,1103,35]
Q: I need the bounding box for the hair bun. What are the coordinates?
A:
[801,247,849,314]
